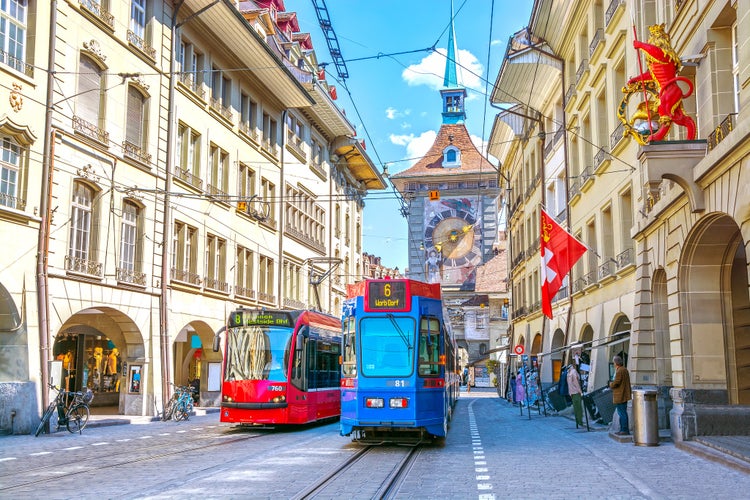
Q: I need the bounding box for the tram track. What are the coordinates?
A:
[292,444,422,500]
[0,428,268,491]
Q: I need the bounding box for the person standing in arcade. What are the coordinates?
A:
[566,361,584,428]
[610,355,632,436]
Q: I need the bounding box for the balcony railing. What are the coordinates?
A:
[583,270,597,287]
[599,259,616,279]
[171,267,201,285]
[565,84,576,105]
[116,267,146,286]
[73,115,109,145]
[594,148,609,169]
[258,291,276,303]
[127,30,156,59]
[79,0,115,29]
[239,121,259,142]
[310,160,327,180]
[568,177,582,199]
[284,297,306,309]
[178,73,205,99]
[589,28,604,56]
[175,167,203,190]
[285,224,326,253]
[616,247,633,268]
[65,255,103,277]
[0,192,26,211]
[707,113,736,151]
[576,59,589,84]
[261,138,278,157]
[234,285,256,299]
[0,49,33,77]
[209,97,233,121]
[204,277,230,293]
[610,122,626,151]
[286,135,306,159]
[605,0,623,26]
[123,141,152,165]
[206,183,227,199]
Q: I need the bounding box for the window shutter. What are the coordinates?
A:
[77,56,101,124]
[126,86,144,146]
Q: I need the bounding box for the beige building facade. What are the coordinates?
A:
[0,0,384,434]
[491,0,749,439]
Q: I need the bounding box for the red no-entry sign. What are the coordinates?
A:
[514,345,525,355]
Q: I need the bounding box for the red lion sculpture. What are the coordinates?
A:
[627,24,696,142]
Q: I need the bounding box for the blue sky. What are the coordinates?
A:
[288,0,534,271]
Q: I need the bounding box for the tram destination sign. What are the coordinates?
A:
[228,310,293,328]
[365,280,410,312]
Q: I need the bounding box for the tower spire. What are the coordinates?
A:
[441,0,466,124]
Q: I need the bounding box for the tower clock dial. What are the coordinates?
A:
[424,207,482,268]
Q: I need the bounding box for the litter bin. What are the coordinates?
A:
[632,388,659,446]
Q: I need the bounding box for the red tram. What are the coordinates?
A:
[214,308,341,425]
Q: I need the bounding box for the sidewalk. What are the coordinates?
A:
[465,386,750,474]
[86,406,219,427]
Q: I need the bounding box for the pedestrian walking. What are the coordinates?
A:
[509,372,517,402]
[566,361,584,428]
[609,355,632,435]
[514,370,525,406]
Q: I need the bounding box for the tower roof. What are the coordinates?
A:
[443,1,460,89]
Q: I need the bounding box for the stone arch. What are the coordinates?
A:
[54,307,144,414]
[550,328,565,382]
[679,212,750,404]
[608,314,631,371]
[173,320,223,406]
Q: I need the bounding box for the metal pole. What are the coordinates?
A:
[36,0,58,416]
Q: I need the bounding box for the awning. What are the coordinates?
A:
[491,43,562,112]
[536,331,631,358]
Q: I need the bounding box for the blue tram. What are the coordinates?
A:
[339,278,459,444]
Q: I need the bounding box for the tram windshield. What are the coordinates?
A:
[225,325,292,382]
[360,316,415,377]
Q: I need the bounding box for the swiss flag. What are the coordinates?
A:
[541,209,587,319]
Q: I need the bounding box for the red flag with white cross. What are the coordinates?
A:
[541,209,587,319]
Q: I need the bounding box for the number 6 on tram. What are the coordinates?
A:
[339,278,459,444]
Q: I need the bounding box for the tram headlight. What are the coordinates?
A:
[223,395,233,402]
[365,397,384,408]
[271,395,286,403]
[389,398,409,408]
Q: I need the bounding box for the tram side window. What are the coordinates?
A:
[418,317,440,376]
[342,316,357,377]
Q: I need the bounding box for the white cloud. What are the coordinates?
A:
[402,48,483,92]
[470,134,499,166]
[389,131,437,170]
[385,107,398,119]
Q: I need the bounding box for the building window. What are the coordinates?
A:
[76,54,106,142]
[0,137,21,209]
[261,177,276,222]
[176,123,201,188]
[208,143,228,196]
[443,145,461,167]
[238,162,256,201]
[235,246,254,297]
[124,85,148,163]
[0,0,27,74]
[172,221,198,284]
[130,0,146,37]
[117,200,145,284]
[205,234,227,291]
[259,254,275,300]
[68,181,96,262]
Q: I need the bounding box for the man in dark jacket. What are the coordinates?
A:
[609,355,632,435]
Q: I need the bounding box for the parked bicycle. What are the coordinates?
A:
[35,384,94,436]
[161,384,195,422]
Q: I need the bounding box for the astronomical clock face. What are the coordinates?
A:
[423,198,482,286]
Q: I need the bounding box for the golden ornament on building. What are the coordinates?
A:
[9,83,23,112]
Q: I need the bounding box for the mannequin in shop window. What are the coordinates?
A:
[106,348,120,392]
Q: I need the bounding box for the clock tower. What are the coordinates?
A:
[389,4,500,293]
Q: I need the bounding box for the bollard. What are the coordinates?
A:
[632,388,659,446]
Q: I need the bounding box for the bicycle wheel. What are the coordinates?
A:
[34,404,56,437]
[66,405,90,433]
[172,400,189,421]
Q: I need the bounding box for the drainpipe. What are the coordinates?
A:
[277,110,288,308]
[160,0,186,411]
[36,0,58,413]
